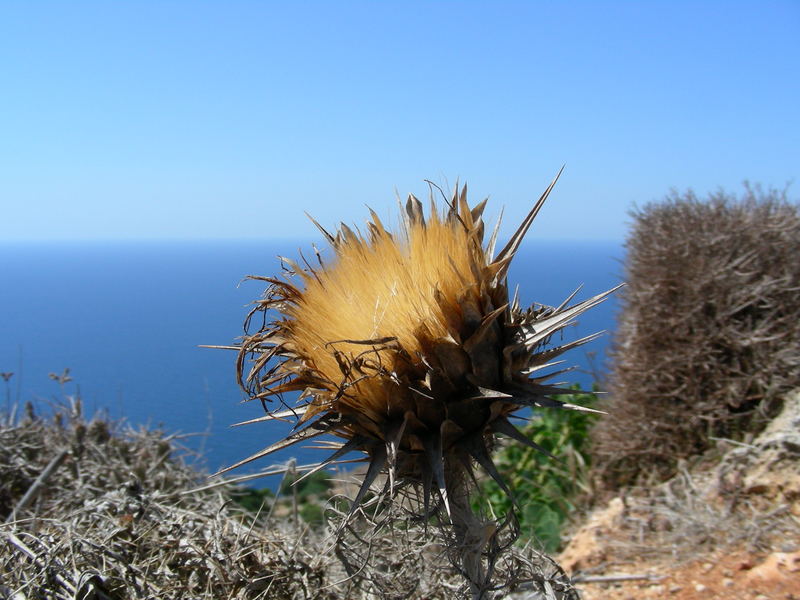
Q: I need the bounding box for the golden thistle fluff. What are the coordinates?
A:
[229,170,621,518]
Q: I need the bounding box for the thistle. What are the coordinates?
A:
[228,170,619,597]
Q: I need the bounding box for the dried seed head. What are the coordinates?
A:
[229,171,620,521]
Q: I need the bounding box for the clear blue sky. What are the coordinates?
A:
[1,1,797,242]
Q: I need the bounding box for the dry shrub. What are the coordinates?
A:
[0,400,337,600]
[592,183,800,490]
[330,498,578,600]
[0,396,580,599]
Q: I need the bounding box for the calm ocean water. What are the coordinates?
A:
[0,239,624,487]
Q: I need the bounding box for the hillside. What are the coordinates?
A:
[558,389,800,600]
[2,390,797,598]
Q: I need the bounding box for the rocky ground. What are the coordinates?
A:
[571,549,799,600]
[557,390,800,600]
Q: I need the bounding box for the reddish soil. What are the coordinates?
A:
[573,549,800,600]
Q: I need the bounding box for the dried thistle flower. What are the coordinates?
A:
[228,171,618,596]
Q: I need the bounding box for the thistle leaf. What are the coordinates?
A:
[230,404,309,426]
[423,433,450,518]
[293,435,368,486]
[490,417,558,461]
[215,420,331,475]
[494,165,565,272]
[346,444,388,521]
[465,434,515,501]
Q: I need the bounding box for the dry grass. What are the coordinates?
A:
[568,389,800,572]
[605,464,799,566]
[0,395,580,599]
[0,398,339,600]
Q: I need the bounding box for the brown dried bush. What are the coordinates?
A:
[591,183,800,490]
[0,399,338,600]
[0,394,580,599]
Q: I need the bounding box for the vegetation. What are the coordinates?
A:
[591,183,800,490]
[229,485,274,513]
[7,178,796,597]
[229,470,335,526]
[479,385,599,552]
[234,175,614,597]
[0,396,340,599]
[0,392,577,599]
[6,176,798,598]
[279,469,334,498]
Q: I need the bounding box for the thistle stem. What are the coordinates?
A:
[447,476,489,600]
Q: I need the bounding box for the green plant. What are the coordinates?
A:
[279,469,333,499]
[300,501,325,525]
[228,471,333,525]
[479,385,599,552]
[229,485,274,513]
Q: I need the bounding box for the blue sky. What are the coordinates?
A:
[1,1,797,242]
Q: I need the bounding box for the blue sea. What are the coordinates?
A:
[0,239,624,487]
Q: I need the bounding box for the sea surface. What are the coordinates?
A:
[0,239,624,488]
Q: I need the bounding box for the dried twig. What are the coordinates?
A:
[571,573,663,583]
[6,448,68,523]
[3,531,77,595]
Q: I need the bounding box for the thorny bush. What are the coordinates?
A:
[591,183,800,490]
